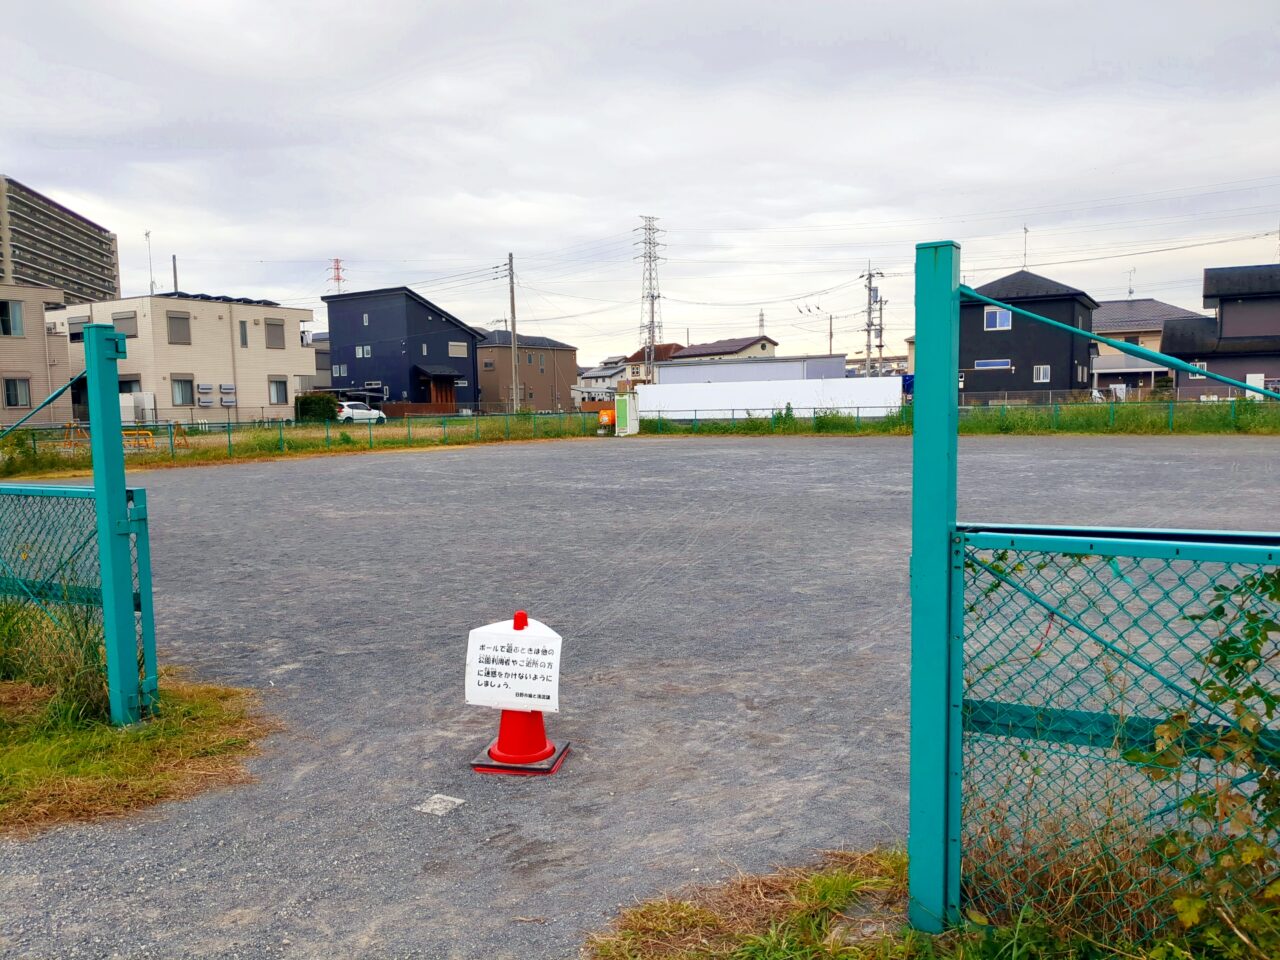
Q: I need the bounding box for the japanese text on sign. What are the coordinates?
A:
[464,616,562,713]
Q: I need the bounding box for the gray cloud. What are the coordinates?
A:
[4,0,1278,358]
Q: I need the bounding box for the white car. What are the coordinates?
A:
[337,401,386,423]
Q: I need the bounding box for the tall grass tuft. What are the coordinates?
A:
[0,599,109,723]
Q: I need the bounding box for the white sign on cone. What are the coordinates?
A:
[465,614,562,713]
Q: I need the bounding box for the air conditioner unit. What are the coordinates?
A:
[220,397,237,407]
[198,398,214,407]
[219,384,236,393]
[197,383,214,393]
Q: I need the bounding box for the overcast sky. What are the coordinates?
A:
[5,1,1279,362]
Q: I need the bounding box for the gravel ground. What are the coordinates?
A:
[1,434,1276,959]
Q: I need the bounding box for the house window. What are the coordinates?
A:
[3,378,31,408]
[268,378,288,404]
[482,359,495,370]
[356,345,371,358]
[265,319,286,349]
[166,312,191,345]
[112,311,138,338]
[760,342,767,351]
[239,320,249,347]
[456,379,468,387]
[421,343,429,356]
[973,359,1011,369]
[0,301,24,337]
[983,307,1012,331]
[362,314,369,326]
[1124,335,1140,345]
[539,353,545,367]
[448,341,468,358]
[527,352,534,365]
[1188,361,1207,379]
[331,363,348,378]
[171,378,195,406]
[119,379,141,394]
[1033,364,1050,383]
[68,318,88,342]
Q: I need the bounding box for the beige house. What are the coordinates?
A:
[51,293,315,422]
[476,329,578,411]
[668,335,778,363]
[1089,298,1202,393]
[0,281,73,425]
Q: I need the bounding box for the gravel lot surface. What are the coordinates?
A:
[2,435,1276,959]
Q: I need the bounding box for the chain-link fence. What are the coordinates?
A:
[0,485,156,722]
[959,528,1279,941]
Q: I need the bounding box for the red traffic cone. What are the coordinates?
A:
[471,610,570,776]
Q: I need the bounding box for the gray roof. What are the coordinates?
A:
[974,270,1098,309]
[478,328,576,351]
[581,364,625,378]
[1204,263,1280,305]
[1091,298,1207,334]
[671,335,778,359]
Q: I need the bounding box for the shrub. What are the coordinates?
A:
[294,392,339,422]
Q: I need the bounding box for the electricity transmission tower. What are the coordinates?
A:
[635,216,665,379]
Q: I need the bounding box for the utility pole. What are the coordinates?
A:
[859,261,883,377]
[508,252,520,412]
[1023,225,1029,269]
[144,231,156,294]
[828,314,833,355]
[171,254,179,292]
[636,216,664,380]
[876,298,887,376]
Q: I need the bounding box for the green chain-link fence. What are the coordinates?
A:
[0,485,157,721]
[958,527,1279,941]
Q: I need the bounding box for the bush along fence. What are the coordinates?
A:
[0,410,605,477]
[0,325,157,725]
[636,399,1280,436]
[909,242,1279,951]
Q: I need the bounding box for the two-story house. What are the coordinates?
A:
[1160,264,1280,398]
[475,329,577,412]
[960,270,1097,396]
[1090,298,1206,395]
[668,335,778,363]
[321,287,483,413]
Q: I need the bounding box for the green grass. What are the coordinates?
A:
[639,401,1280,439]
[583,849,1277,960]
[0,412,606,479]
[0,674,269,835]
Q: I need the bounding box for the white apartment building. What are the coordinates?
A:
[50,293,315,422]
[0,281,73,425]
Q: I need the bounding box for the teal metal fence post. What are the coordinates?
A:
[277,418,284,452]
[1168,400,1175,432]
[368,419,373,448]
[325,419,331,448]
[475,415,480,440]
[167,422,175,457]
[226,410,233,456]
[84,325,142,725]
[442,416,448,444]
[505,414,510,440]
[129,488,158,712]
[908,242,961,931]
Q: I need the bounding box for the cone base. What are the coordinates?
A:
[471,739,570,776]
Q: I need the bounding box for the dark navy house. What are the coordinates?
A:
[321,287,483,411]
[960,270,1097,395]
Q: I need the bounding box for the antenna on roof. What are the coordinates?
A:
[1127,267,1136,299]
[1022,225,1029,269]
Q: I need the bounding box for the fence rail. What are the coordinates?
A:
[0,412,608,474]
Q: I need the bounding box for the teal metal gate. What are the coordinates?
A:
[0,326,157,724]
[909,242,1280,939]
